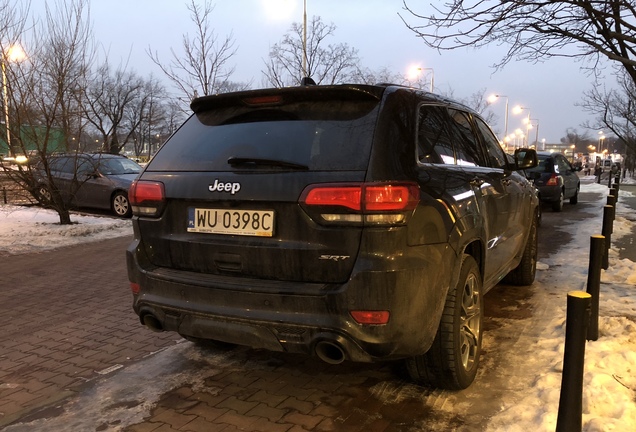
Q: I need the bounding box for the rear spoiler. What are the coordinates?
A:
[190,84,385,113]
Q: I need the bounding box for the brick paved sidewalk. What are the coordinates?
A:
[0,236,180,427]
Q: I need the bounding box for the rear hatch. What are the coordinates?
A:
[133,86,384,283]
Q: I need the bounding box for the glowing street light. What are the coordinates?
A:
[2,44,26,156]
[513,105,531,146]
[488,94,509,139]
[523,117,540,147]
[598,131,605,153]
[408,66,434,92]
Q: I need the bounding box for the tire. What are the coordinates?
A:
[569,186,579,204]
[405,255,483,390]
[112,191,132,218]
[503,212,538,286]
[551,190,564,212]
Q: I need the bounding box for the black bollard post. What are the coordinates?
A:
[556,291,592,432]
[586,235,605,341]
[607,195,616,224]
[601,205,613,270]
[609,187,618,203]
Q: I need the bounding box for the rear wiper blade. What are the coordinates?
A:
[227,157,309,171]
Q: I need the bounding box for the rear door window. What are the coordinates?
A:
[473,117,507,169]
[147,99,379,172]
[555,155,571,174]
[447,109,485,167]
[417,105,456,164]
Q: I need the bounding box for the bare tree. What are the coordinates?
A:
[401,1,636,85]
[81,62,145,154]
[147,0,247,104]
[126,75,176,159]
[580,70,636,153]
[562,128,593,147]
[349,65,408,85]
[263,15,361,87]
[1,0,94,225]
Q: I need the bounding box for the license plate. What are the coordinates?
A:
[187,208,275,237]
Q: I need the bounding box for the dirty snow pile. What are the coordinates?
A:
[487,179,636,432]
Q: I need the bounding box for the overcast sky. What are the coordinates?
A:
[34,0,617,144]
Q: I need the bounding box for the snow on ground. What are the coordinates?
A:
[0,176,635,431]
[487,177,636,432]
[0,206,131,255]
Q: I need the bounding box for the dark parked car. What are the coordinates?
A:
[127,83,539,389]
[525,151,580,211]
[35,153,142,217]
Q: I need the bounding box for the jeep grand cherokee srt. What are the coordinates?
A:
[127,83,539,389]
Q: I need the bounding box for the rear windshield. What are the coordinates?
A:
[97,157,141,175]
[525,154,553,173]
[147,99,379,172]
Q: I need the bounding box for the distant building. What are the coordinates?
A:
[0,124,66,157]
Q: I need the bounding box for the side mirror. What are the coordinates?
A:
[84,169,100,179]
[514,148,538,170]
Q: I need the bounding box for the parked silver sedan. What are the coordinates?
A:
[35,153,142,217]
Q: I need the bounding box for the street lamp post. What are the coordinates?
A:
[302,0,307,78]
[1,61,10,155]
[412,67,434,92]
[513,105,531,146]
[598,131,605,154]
[488,94,509,140]
[524,117,540,147]
[409,66,434,92]
[1,45,26,157]
[422,68,434,92]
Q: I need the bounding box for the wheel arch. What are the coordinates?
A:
[463,240,485,284]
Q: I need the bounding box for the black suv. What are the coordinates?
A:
[127,84,539,389]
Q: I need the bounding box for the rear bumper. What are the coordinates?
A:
[127,239,456,363]
[536,185,562,202]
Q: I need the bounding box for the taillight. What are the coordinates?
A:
[130,282,140,295]
[364,185,418,211]
[350,310,390,325]
[304,186,362,210]
[546,174,559,186]
[129,180,165,217]
[300,182,419,225]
